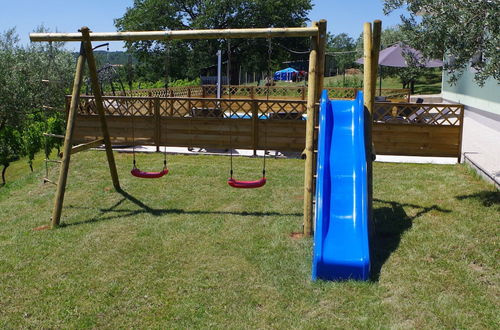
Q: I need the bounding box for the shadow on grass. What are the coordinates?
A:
[63,188,302,227]
[370,198,451,281]
[455,191,500,208]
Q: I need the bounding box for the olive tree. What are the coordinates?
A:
[384,0,500,85]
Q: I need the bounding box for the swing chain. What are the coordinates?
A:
[163,42,170,169]
[228,39,234,178]
[262,37,273,177]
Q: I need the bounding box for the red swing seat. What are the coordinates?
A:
[131,167,169,179]
[227,177,266,189]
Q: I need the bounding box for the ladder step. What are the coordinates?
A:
[42,105,64,112]
[70,138,104,155]
[45,159,62,163]
[43,178,57,185]
[41,79,65,84]
[43,133,65,139]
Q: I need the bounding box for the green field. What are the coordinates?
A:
[0,151,498,328]
[323,69,442,95]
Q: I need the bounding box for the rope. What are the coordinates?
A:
[275,43,309,55]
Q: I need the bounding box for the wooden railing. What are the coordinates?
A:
[107,85,411,102]
[71,95,307,152]
[372,102,464,159]
[68,95,463,159]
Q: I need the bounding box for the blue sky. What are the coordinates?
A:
[0,0,408,51]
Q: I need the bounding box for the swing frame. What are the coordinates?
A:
[30,22,329,234]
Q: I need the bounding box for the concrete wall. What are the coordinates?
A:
[442,66,500,117]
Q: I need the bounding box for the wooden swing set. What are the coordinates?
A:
[30,20,381,235]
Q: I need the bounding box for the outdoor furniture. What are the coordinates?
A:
[408,108,428,123]
[375,96,388,102]
[190,107,224,118]
[268,111,303,120]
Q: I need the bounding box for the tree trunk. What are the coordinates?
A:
[410,80,415,94]
[1,164,8,186]
[29,162,34,172]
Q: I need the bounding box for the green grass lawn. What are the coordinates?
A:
[0,151,498,328]
[323,68,442,95]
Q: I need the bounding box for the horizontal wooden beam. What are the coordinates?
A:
[59,138,104,157]
[43,133,65,139]
[30,27,319,43]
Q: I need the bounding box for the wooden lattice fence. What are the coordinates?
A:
[372,102,464,158]
[69,94,463,159]
[73,96,306,151]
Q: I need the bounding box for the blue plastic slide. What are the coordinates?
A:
[312,90,370,281]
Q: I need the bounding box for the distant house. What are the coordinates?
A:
[442,66,500,130]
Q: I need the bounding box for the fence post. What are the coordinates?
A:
[363,20,381,242]
[148,91,153,116]
[187,88,192,118]
[154,97,160,152]
[457,104,465,162]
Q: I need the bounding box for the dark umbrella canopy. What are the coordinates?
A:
[356,43,443,67]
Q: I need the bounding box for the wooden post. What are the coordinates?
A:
[315,20,327,99]
[187,88,192,118]
[457,104,465,163]
[302,22,319,237]
[148,91,153,115]
[81,27,120,190]
[371,21,382,102]
[363,20,381,241]
[302,20,327,236]
[50,42,86,228]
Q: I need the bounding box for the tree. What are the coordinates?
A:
[114,0,313,83]
[23,115,45,172]
[326,33,356,76]
[384,0,500,85]
[0,127,23,185]
[0,27,73,184]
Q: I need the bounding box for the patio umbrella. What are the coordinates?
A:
[356,43,443,94]
[356,43,444,67]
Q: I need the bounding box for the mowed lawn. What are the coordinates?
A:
[0,151,498,328]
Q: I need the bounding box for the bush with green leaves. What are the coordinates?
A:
[384,0,499,86]
[0,127,23,185]
[0,27,73,184]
